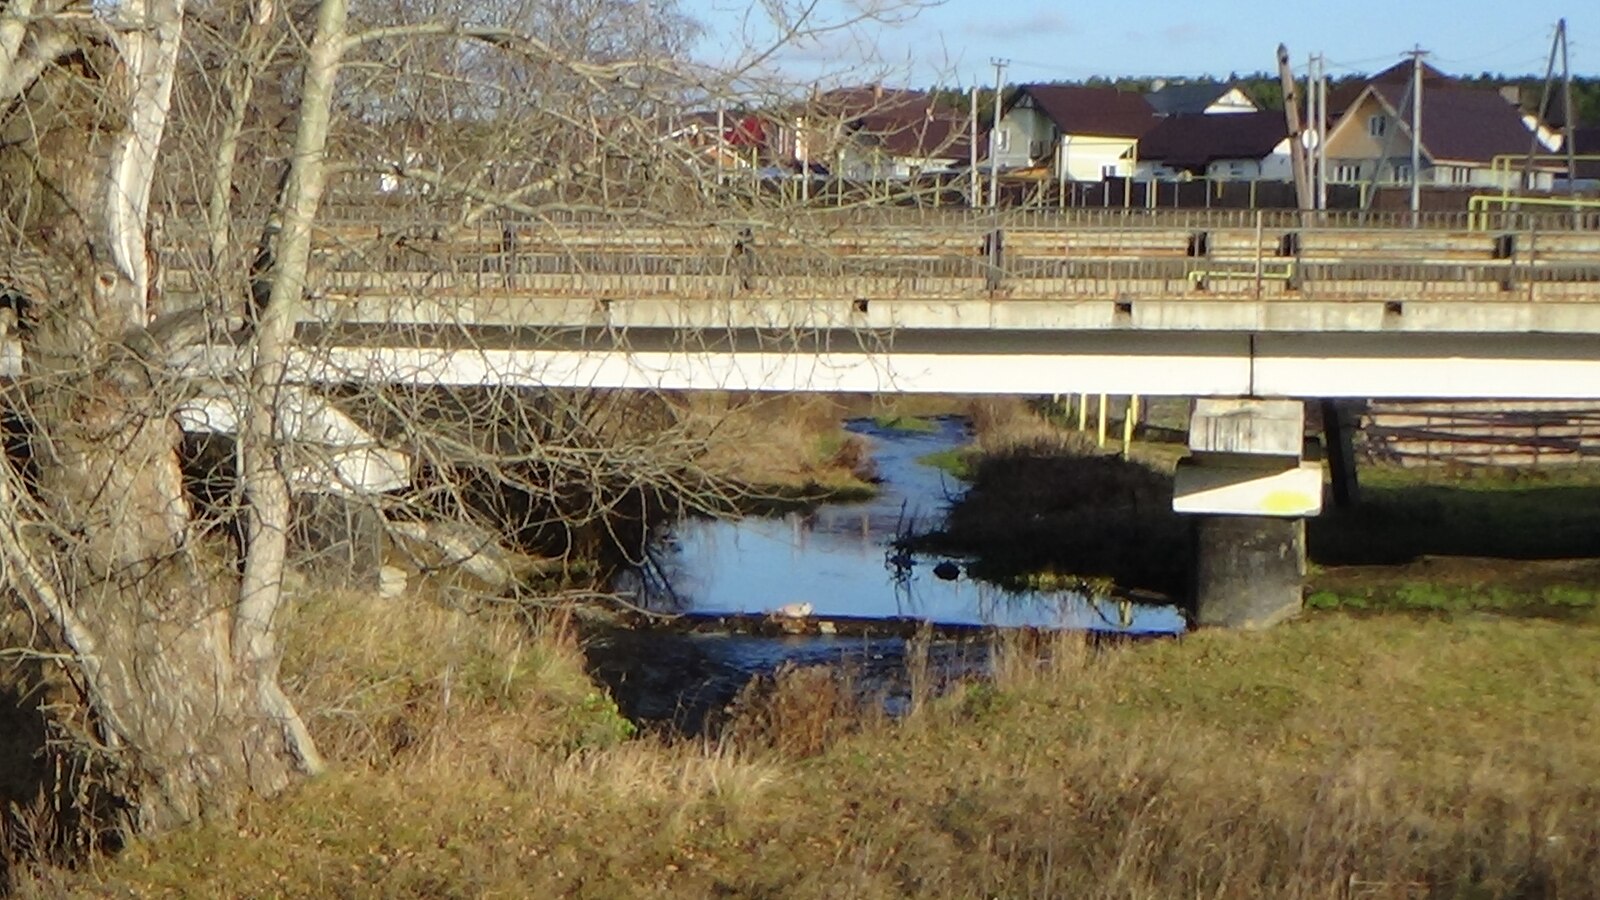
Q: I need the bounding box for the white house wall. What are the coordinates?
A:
[1060,135,1138,181]
[994,104,1055,169]
[1205,87,1258,114]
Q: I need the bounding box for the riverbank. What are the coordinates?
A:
[18,583,1600,898]
[907,399,1600,615]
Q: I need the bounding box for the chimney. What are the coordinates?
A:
[874,83,884,101]
[1499,85,1521,107]
[1151,78,1168,93]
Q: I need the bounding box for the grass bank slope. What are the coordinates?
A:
[26,592,1600,899]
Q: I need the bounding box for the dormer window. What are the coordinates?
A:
[1369,114,1388,137]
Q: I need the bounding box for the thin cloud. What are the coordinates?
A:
[964,11,1074,41]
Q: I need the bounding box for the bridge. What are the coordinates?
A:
[145,206,1600,628]
[163,207,1600,401]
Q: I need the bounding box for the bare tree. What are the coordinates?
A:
[1,0,945,849]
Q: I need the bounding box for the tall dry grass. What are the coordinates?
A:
[19,576,1600,898]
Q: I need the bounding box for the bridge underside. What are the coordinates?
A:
[258,329,1600,400]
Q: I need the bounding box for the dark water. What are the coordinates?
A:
[589,416,1185,730]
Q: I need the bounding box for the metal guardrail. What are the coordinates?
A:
[163,202,1600,238]
[155,209,1600,308]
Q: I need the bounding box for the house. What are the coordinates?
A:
[991,84,1157,181]
[1321,65,1560,190]
[1132,111,1291,182]
[1145,80,1258,116]
[843,109,973,178]
[664,111,766,171]
[779,87,974,180]
[1565,126,1600,187]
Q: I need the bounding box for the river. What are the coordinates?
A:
[588,416,1185,730]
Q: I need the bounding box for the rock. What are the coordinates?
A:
[388,521,545,591]
[378,565,407,598]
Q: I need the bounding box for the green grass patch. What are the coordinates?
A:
[1306,581,1600,620]
[871,414,937,433]
[915,447,973,479]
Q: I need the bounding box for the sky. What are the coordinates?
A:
[679,0,1599,89]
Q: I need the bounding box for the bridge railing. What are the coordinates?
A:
[157,206,1600,310]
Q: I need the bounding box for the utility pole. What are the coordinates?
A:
[1313,53,1329,212]
[969,83,980,206]
[715,101,726,188]
[1408,45,1427,224]
[1277,44,1312,211]
[1306,53,1322,211]
[1523,22,1563,195]
[1559,19,1576,202]
[989,57,1008,208]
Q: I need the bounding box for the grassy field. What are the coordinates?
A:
[19,591,1600,898]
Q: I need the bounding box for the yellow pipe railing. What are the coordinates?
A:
[1187,260,1298,283]
[1489,153,1600,194]
[1467,193,1600,231]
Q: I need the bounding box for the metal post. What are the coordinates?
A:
[1121,395,1140,458]
[1096,393,1108,448]
[1254,208,1264,299]
[1078,393,1089,431]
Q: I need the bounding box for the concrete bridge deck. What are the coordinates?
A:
[151,209,1600,401]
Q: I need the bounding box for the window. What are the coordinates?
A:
[1333,163,1362,182]
[993,128,1010,153]
[1449,166,1474,185]
[1101,164,1119,179]
[1368,114,1387,138]
[1392,163,1412,183]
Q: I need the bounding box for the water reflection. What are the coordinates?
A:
[634,416,1185,635]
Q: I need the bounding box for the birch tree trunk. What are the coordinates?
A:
[0,0,325,832]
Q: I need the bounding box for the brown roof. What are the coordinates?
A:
[1573,127,1600,179]
[1328,60,1454,119]
[812,86,931,120]
[1137,111,1288,171]
[853,111,973,161]
[1010,84,1157,139]
[1368,82,1539,164]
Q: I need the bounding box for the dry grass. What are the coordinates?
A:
[17,585,1600,899]
[674,393,874,498]
[279,584,637,772]
[914,438,1189,596]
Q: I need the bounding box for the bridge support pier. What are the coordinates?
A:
[1320,400,1361,508]
[1192,516,1306,629]
[1174,398,1321,629]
